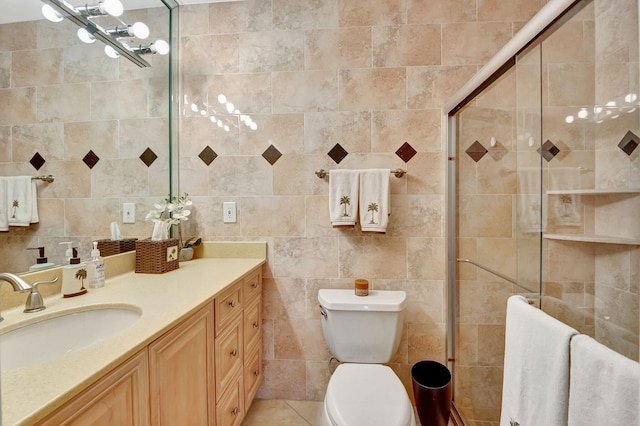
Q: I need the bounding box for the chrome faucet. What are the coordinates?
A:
[0,272,32,322]
[24,277,59,313]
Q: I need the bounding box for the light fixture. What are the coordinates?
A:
[106,22,150,39]
[77,27,96,44]
[104,45,120,58]
[42,4,64,22]
[77,0,124,17]
[129,40,170,56]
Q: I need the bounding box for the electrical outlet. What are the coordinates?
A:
[223,202,236,223]
[123,203,135,223]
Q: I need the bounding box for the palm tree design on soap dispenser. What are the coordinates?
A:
[367,202,379,224]
[75,268,87,291]
[340,195,351,217]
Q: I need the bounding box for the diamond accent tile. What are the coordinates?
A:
[396,141,417,163]
[139,147,158,167]
[465,141,488,163]
[618,130,639,156]
[328,143,348,164]
[262,144,282,165]
[537,139,560,162]
[198,146,218,166]
[29,152,46,170]
[82,150,100,169]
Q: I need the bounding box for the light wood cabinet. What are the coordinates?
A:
[36,266,262,426]
[149,303,215,425]
[37,349,150,426]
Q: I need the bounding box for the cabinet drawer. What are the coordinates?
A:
[244,344,262,409]
[243,298,261,349]
[215,318,243,400]
[242,270,262,305]
[215,283,243,336]
[216,374,244,426]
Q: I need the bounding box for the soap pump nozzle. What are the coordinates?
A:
[27,246,48,264]
[59,241,73,262]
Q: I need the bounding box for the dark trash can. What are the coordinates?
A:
[411,360,452,426]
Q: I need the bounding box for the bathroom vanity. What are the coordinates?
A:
[0,243,265,426]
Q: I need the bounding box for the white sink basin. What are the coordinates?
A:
[0,306,141,371]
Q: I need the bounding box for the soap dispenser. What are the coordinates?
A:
[27,247,55,271]
[87,241,105,289]
[61,247,88,298]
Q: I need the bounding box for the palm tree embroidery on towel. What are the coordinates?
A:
[11,200,18,218]
[340,195,351,217]
[367,202,379,224]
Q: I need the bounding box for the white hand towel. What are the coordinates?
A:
[0,178,8,231]
[500,295,578,426]
[6,176,39,227]
[568,334,639,426]
[329,169,359,226]
[359,169,390,233]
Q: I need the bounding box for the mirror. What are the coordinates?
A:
[0,0,177,274]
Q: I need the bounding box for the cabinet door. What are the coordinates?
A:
[149,304,215,425]
[37,349,150,426]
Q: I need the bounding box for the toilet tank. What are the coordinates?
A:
[318,289,407,363]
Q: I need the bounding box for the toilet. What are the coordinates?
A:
[318,289,416,426]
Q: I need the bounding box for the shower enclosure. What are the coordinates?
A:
[446,0,640,424]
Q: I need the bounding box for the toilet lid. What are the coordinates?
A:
[325,364,413,426]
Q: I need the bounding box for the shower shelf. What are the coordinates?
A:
[546,188,640,195]
[543,233,640,245]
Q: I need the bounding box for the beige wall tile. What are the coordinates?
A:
[37,83,91,123]
[256,359,307,400]
[209,155,273,196]
[273,237,340,278]
[305,28,372,70]
[372,109,442,154]
[478,0,547,21]
[240,31,304,72]
[459,194,512,238]
[274,318,330,360]
[373,24,441,67]
[339,68,406,111]
[241,196,306,236]
[0,88,36,125]
[272,70,338,113]
[181,34,239,75]
[11,48,62,87]
[91,80,149,120]
[180,4,209,36]
[0,22,36,51]
[11,123,63,162]
[0,52,9,88]
[442,22,512,66]
[240,114,304,155]
[65,198,121,237]
[338,236,407,278]
[64,121,118,161]
[92,158,150,198]
[407,65,477,109]
[407,237,446,280]
[407,0,476,24]
[304,111,371,154]
[209,73,272,114]
[339,0,405,26]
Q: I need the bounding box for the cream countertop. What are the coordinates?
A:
[0,253,265,425]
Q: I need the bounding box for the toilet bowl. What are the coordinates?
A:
[322,364,416,426]
[318,289,416,426]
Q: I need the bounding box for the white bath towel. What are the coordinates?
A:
[6,176,39,227]
[0,178,8,231]
[500,295,578,426]
[359,169,390,233]
[568,334,639,426]
[329,169,359,226]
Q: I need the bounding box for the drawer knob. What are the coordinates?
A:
[253,321,259,328]
[230,349,238,357]
[228,300,237,308]
[251,282,258,288]
[254,370,259,377]
[231,407,239,416]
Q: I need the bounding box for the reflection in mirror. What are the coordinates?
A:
[0,0,176,274]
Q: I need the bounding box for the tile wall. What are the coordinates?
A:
[178,0,547,402]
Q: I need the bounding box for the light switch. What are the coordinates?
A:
[123,203,135,223]
[223,202,236,223]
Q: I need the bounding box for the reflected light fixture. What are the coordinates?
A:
[42,4,64,22]
[130,40,170,56]
[77,0,124,17]
[106,22,150,39]
[77,27,96,43]
[104,45,120,58]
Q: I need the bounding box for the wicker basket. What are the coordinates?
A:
[135,238,179,274]
[97,238,138,257]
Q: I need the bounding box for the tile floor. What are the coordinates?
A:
[243,399,325,425]
[242,399,454,425]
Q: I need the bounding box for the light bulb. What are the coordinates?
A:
[131,22,150,39]
[190,103,199,112]
[200,110,207,116]
[250,122,257,130]
[104,45,120,59]
[77,28,96,44]
[42,4,64,22]
[565,115,574,124]
[217,120,223,128]
[210,116,216,123]
[223,125,230,131]
[226,102,234,113]
[577,108,588,119]
[101,0,123,17]
[217,94,227,104]
[151,40,170,55]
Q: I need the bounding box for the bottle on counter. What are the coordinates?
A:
[61,247,88,298]
[87,241,105,289]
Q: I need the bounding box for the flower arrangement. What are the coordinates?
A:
[145,193,199,248]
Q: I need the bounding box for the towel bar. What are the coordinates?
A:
[31,175,54,183]
[315,168,407,179]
